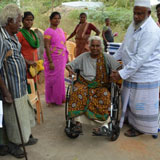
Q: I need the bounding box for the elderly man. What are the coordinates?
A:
[111,0,160,137]
[0,4,37,158]
[66,36,121,133]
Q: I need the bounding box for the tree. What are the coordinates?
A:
[112,0,134,8]
[17,0,20,8]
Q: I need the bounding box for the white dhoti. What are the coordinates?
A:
[3,94,35,144]
[120,80,159,134]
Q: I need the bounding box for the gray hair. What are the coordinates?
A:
[0,4,23,27]
[89,36,104,50]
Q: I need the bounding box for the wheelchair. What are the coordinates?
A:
[107,42,122,55]
[64,71,121,141]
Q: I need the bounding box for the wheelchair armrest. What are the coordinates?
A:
[75,69,80,74]
[75,69,80,80]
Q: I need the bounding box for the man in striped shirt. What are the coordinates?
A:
[0,4,37,158]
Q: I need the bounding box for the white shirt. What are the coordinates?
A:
[113,16,160,83]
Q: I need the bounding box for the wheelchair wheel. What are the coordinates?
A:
[65,84,80,139]
[65,84,72,121]
[113,84,121,123]
[65,127,80,139]
[109,124,120,141]
[65,121,80,139]
[66,132,80,139]
[110,84,120,141]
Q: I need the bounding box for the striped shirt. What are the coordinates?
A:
[0,27,27,98]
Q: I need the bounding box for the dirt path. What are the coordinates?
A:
[1,93,160,160]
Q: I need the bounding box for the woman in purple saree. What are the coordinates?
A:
[44,12,68,105]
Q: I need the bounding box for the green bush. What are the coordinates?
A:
[90,7,132,30]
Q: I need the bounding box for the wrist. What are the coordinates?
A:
[3,88,10,97]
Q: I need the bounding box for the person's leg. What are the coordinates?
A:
[7,142,25,158]
[124,81,159,137]
[3,95,37,158]
[24,134,38,146]
[103,40,107,52]
[72,117,83,134]
[124,127,143,137]
[92,117,111,136]
[0,125,26,158]
[0,127,8,156]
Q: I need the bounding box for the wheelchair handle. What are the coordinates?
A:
[71,74,75,79]
[75,69,80,79]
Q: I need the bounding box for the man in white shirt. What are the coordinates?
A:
[111,0,160,137]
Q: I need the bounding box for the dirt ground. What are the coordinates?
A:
[1,73,160,160]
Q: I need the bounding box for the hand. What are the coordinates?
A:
[49,62,54,70]
[110,70,121,82]
[27,60,37,67]
[3,90,13,104]
[113,32,118,37]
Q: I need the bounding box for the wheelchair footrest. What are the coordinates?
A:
[92,126,111,137]
[65,127,83,135]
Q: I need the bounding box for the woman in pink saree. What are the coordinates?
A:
[44,12,68,105]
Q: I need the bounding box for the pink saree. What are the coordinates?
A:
[44,28,68,105]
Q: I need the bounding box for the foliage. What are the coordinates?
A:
[0,0,157,42]
[111,0,134,8]
[68,7,133,30]
[0,0,16,10]
[67,6,133,42]
[91,0,134,8]
[99,0,134,8]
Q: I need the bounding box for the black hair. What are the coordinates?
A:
[105,18,110,21]
[156,4,160,10]
[79,12,87,18]
[50,12,61,20]
[22,11,34,22]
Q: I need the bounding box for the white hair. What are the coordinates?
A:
[89,36,104,50]
[0,4,23,27]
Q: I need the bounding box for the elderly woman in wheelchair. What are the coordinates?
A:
[65,36,121,141]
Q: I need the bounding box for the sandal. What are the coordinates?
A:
[124,128,143,137]
[19,135,38,146]
[0,145,8,156]
[25,135,38,146]
[92,127,104,136]
[72,122,82,134]
[8,142,25,159]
